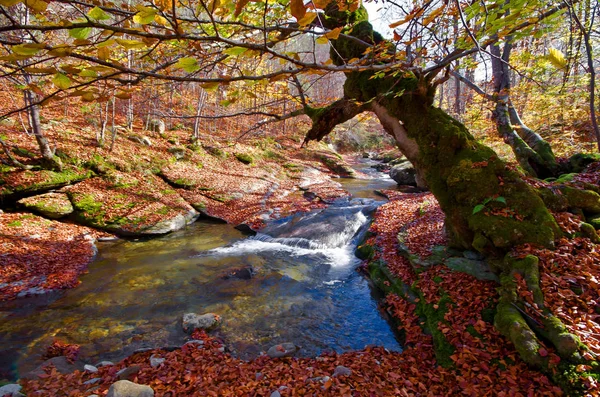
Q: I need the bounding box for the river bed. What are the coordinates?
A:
[0,158,401,380]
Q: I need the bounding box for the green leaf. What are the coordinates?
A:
[52,73,71,90]
[494,196,506,204]
[88,6,111,21]
[200,82,220,91]
[174,57,200,73]
[115,38,147,49]
[219,99,232,107]
[472,204,485,215]
[223,46,248,56]
[133,6,157,24]
[12,43,43,56]
[69,27,92,40]
[79,69,98,78]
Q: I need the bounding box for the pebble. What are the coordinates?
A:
[0,384,24,397]
[84,364,99,373]
[96,360,115,367]
[333,365,352,377]
[83,377,102,385]
[270,391,281,397]
[150,355,165,368]
[116,365,141,380]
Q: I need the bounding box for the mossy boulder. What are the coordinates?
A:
[0,168,93,199]
[567,153,600,173]
[235,153,254,165]
[559,186,600,213]
[586,213,600,230]
[17,192,73,219]
[68,172,199,236]
[168,146,187,161]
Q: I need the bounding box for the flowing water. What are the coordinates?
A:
[0,159,400,380]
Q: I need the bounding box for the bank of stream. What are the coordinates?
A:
[0,159,402,381]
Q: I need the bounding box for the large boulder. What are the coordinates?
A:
[23,356,85,379]
[107,380,154,397]
[182,313,221,333]
[147,119,166,135]
[17,192,73,219]
[389,161,417,186]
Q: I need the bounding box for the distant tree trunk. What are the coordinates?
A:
[22,85,61,170]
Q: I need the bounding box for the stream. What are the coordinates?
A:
[0,159,401,380]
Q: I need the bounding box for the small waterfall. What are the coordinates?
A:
[204,199,378,268]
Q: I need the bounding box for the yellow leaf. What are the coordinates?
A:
[23,0,47,12]
[323,27,342,39]
[115,38,147,49]
[315,36,328,45]
[154,15,169,26]
[290,0,306,21]
[423,5,444,25]
[389,8,424,28]
[297,11,317,26]
[52,73,71,90]
[200,82,220,91]
[548,48,567,70]
[0,0,21,6]
[311,0,330,9]
[115,91,132,99]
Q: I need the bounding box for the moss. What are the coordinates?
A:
[156,206,171,215]
[537,187,569,212]
[7,220,22,227]
[235,153,254,165]
[554,173,577,183]
[568,153,600,173]
[559,186,600,212]
[414,291,455,368]
[579,222,600,242]
[173,178,197,190]
[12,146,37,158]
[355,243,375,260]
[204,146,228,159]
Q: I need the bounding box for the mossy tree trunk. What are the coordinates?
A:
[303,3,590,370]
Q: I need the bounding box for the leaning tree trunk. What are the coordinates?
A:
[304,3,589,371]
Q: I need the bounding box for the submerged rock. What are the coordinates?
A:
[182,313,221,333]
[24,356,85,379]
[389,162,417,186]
[107,380,154,397]
[266,342,298,358]
[333,365,352,377]
[221,266,255,280]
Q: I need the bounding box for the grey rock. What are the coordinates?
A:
[24,356,85,379]
[445,257,499,282]
[333,365,352,377]
[182,313,221,334]
[84,377,102,385]
[96,360,115,367]
[266,342,298,358]
[84,364,99,373]
[167,146,186,160]
[0,384,24,397]
[150,355,165,368]
[269,391,281,397]
[142,208,199,235]
[147,119,165,135]
[463,250,485,261]
[389,162,417,186]
[116,365,142,381]
[106,380,154,397]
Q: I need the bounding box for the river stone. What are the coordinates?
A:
[445,257,499,282]
[107,380,154,397]
[116,365,141,381]
[84,364,99,373]
[150,355,165,368]
[333,365,352,377]
[389,162,417,186]
[182,313,221,333]
[84,377,102,385]
[269,391,281,397]
[142,208,199,235]
[24,356,85,379]
[0,384,24,397]
[266,342,298,358]
[17,192,73,219]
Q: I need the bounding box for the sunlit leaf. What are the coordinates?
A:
[79,69,98,78]
[174,57,200,73]
[315,36,328,45]
[311,0,331,9]
[223,46,248,56]
[115,38,147,49]
[23,0,47,12]
[323,27,342,40]
[12,43,43,56]
[0,0,21,6]
[547,48,566,70]
[133,5,157,24]
[423,5,445,25]
[52,73,71,90]
[88,6,111,21]
[290,0,306,21]
[115,91,133,99]
[234,0,251,17]
[297,11,317,26]
[200,82,220,91]
[69,27,93,40]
